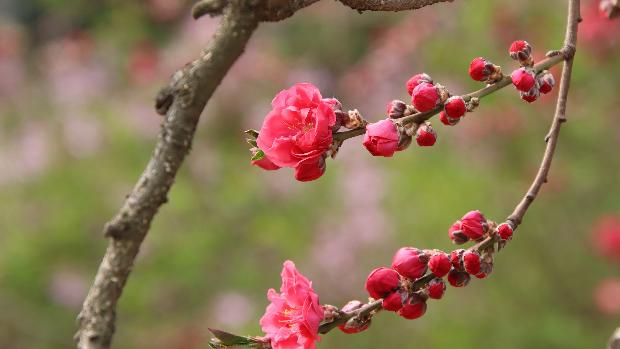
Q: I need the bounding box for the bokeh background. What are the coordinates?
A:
[1,0,620,348]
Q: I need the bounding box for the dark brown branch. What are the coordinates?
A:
[75,3,260,348]
[338,0,454,12]
[507,0,580,228]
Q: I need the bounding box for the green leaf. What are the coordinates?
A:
[209,328,251,346]
[251,149,265,161]
[244,129,260,139]
[246,138,258,147]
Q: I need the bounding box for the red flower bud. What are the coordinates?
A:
[447,269,471,287]
[448,221,470,244]
[463,250,481,275]
[365,267,400,299]
[392,247,429,280]
[411,82,440,112]
[520,86,540,103]
[509,40,532,62]
[469,57,500,82]
[415,122,437,147]
[338,316,371,334]
[450,249,465,270]
[387,99,408,119]
[427,278,446,300]
[538,72,555,94]
[439,111,460,126]
[460,210,487,240]
[497,223,514,241]
[474,262,493,279]
[511,68,537,92]
[397,294,427,320]
[406,73,433,96]
[382,292,404,311]
[444,96,466,119]
[428,252,451,278]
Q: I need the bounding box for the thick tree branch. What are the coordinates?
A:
[75,4,259,348]
[338,0,454,12]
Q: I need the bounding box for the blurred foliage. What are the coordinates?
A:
[0,0,619,348]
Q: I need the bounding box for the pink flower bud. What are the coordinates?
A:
[428,252,451,278]
[511,68,537,92]
[382,292,404,311]
[365,267,400,299]
[406,73,433,96]
[448,221,470,244]
[387,100,408,119]
[450,249,465,270]
[469,57,497,82]
[447,269,471,287]
[392,247,429,279]
[509,40,532,62]
[411,82,440,112]
[415,123,437,147]
[463,251,481,275]
[363,119,401,157]
[397,294,427,320]
[439,111,460,126]
[460,210,487,240]
[520,86,540,103]
[497,223,514,241]
[427,278,446,299]
[444,96,466,119]
[538,72,555,94]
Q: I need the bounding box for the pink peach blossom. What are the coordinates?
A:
[260,261,323,349]
[255,83,337,181]
[363,119,401,157]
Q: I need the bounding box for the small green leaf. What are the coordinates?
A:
[209,328,251,346]
[246,138,258,147]
[251,149,265,161]
[245,129,260,139]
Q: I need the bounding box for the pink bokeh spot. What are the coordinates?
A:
[260,261,323,349]
[592,215,620,263]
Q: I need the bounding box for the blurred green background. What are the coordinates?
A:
[1,0,619,348]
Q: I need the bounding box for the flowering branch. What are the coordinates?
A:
[213,0,581,348]
[77,0,460,348]
[333,53,566,144]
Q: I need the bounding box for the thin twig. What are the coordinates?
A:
[333,54,566,143]
[321,0,580,336]
[507,0,580,228]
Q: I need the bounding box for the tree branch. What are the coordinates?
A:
[75,3,259,348]
[338,0,454,12]
[507,0,580,228]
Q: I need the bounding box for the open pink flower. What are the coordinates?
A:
[260,261,324,349]
[255,83,337,182]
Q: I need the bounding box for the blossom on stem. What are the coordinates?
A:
[255,83,337,182]
[260,261,324,349]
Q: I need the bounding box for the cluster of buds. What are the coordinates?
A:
[341,210,517,335]
[507,40,555,103]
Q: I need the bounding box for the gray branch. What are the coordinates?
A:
[74,3,259,348]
